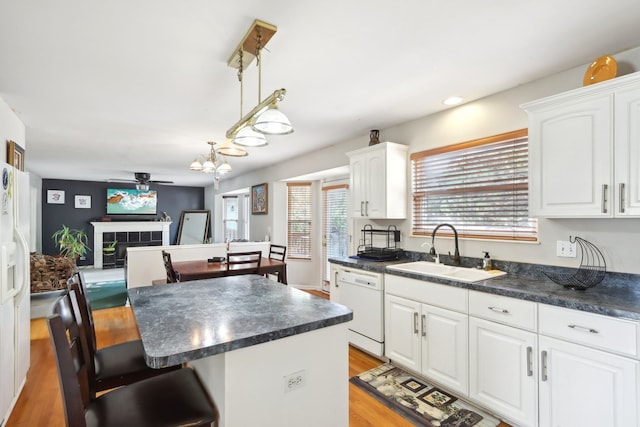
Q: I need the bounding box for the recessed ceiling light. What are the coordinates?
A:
[443,96,464,106]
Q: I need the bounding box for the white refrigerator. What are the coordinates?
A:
[0,163,30,426]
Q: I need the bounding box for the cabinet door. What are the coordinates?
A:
[349,153,367,217]
[615,85,640,216]
[364,150,386,218]
[385,294,421,372]
[469,317,538,427]
[539,335,639,427]
[421,304,468,396]
[528,93,613,217]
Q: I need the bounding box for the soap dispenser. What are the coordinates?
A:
[482,251,492,271]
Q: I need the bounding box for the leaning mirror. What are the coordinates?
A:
[176,210,211,245]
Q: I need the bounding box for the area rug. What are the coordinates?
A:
[85,280,128,310]
[350,363,501,427]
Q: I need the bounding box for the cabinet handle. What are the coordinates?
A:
[620,183,626,213]
[541,350,548,381]
[488,306,509,314]
[360,201,364,217]
[421,314,426,337]
[602,184,608,214]
[526,346,533,377]
[413,312,419,334]
[568,324,599,334]
[334,271,339,288]
[365,201,369,216]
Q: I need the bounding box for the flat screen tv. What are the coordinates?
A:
[106,188,158,215]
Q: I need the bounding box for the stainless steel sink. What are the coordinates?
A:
[386,261,506,283]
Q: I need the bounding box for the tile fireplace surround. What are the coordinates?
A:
[91,221,171,268]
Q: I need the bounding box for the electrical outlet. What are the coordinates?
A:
[283,370,306,392]
[556,240,577,258]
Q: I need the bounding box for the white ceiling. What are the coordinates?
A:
[2,0,640,187]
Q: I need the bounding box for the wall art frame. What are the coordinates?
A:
[251,182,268,215]
[7,140,25,171]
[75,195,91,209]
[47,190,65,204]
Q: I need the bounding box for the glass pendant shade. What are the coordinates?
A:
[252,104,294,135]
[217,139,248,157]
[190,159,203,171]
[217,159,232,174]
[232,125,268,147]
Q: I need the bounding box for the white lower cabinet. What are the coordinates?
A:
[538,304,640,427]
[469,317,538,427]
[385,277,468,396]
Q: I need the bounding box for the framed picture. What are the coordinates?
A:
[47,190,65,204]
[75,195,91,209]
[251,183,268,214]
[7,140,25,171]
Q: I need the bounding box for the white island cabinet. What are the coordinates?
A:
[385,275,468,396]
[347,141,407,219]
[522,71,640,218]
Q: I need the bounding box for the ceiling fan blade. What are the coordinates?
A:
[150,180,174,184]
[107,178,137,183]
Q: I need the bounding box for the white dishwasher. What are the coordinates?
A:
[336,268,384,357]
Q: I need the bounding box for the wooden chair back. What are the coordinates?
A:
[67,272,97,353]
[48,291,92,426]
[162,250,179,283]
[226,251,262,276]
[268,244,287,262]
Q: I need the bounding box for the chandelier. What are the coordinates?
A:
[226,19,294,147]
[189,141,232,177]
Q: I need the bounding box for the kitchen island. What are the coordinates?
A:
[128,275,353,427]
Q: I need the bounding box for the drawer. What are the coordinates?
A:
[539,304,640,358]
[469,291,537,331]
[385,275,467,313]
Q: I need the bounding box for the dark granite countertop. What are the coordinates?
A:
[330,256,640,320]
[128,274,353,368]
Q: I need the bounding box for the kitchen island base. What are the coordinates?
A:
[190,323,349,427]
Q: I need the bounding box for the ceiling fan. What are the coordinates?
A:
[108,172,174,189]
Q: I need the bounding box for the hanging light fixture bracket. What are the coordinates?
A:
[226,88,287,138]
[227,19,277,69]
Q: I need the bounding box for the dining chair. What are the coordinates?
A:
[67,273,180,398]
[265,244,287,282]
[225,251,262,276]
[162,250,179,283]
[47,291,217,427]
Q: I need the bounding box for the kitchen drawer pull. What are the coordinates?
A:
[360,201,364,216]
[541,350,548,381]
[526,346,533,377]
[413,312,419,334]
[568,324,599,334]
[620,183,626,213]
[602,184,608,214]
[421,314,426,337]
[488,306,509,314]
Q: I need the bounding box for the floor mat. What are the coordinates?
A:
[86,280,128,310]
[350,363,502,427]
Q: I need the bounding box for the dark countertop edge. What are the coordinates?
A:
[143,312,354,368]
[329,257,640,321]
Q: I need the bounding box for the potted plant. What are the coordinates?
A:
[103,240,117,256]
[52,224,90,262]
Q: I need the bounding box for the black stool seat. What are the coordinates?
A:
[85,368,216,427]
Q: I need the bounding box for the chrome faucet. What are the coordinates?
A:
[429,223,461,265]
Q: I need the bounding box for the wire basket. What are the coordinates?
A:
[543,236,606,290]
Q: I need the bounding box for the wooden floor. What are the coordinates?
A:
[7,290,509,426]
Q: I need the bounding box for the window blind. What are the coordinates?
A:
[411,129,537,241]
[287,182,312,259]
[322,184,348,280]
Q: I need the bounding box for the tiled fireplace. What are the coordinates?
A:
[91,222,172,269]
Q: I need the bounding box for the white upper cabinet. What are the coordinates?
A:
[347,142,407,219]
[522,71,640,217]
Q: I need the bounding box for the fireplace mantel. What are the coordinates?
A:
[91,221,172,268]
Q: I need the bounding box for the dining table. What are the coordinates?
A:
[172,257,287,284]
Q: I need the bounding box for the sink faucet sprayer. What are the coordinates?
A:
[429,223,461,265]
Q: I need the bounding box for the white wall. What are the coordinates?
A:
[209,46,640,282]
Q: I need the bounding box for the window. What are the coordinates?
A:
[411,129,537,241]
[223,194,250,241]
[287,183,312,259]
[322,184,348,281]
